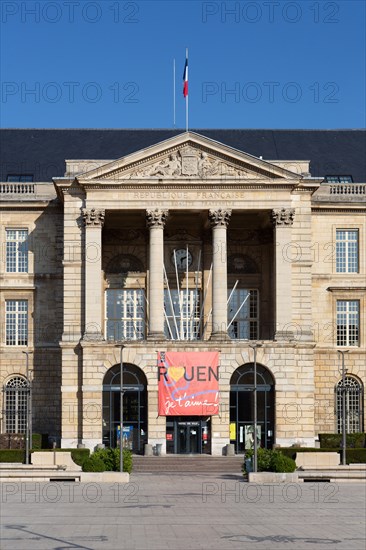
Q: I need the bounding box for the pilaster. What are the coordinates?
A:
[272,208,295,341]
[83,208,105,341]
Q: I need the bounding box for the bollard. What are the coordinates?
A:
[144,444,153,456]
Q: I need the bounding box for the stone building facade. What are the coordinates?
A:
[1,129,365,454]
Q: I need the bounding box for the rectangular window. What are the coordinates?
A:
[6,300,28,346]
[6,175,34,182]
[6,229,29,273]
[106,289,145,340]
[164,289,200,340]
[336,230,359,273]
[325,175,353,183]
[228,289,259,340]
[337,300,359,346]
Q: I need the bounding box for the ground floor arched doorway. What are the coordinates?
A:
[102,363,147,453]
[230,363,275,453]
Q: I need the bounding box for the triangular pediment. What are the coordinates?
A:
[76,132,303,183]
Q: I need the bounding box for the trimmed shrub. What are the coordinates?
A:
[270,451,296,473]
[344,449,366,463]
[114,448,133,474]
[319,433,365,449]
[31,433,42,450]
[0,449,24,462]
[92,448,115,471]
[82,456,106,472]
[243,448,295,473]
[91,447,133,473]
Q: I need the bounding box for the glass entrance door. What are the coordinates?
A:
[177,422,200,454]
[102,364,148,454]
[166,416,211,454]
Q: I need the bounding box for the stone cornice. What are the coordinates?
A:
[326,287,366,292]
[79,180,301,191]
[0,202,59,210]
[312,207,366,213]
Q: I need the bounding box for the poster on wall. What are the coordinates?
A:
[244,425,261,450]
[158,351,219,415]
[116,425,134,449]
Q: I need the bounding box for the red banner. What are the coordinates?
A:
[158,351,219,416]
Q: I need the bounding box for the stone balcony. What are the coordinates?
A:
[313,183,366,204]
[0,182,57,201]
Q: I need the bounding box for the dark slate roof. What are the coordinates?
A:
[1,129,365,182]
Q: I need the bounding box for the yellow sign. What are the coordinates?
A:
[230,422,236,440]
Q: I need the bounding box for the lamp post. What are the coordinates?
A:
[249,343,262,473]
[22,350,33,465]
[337,350,349,466]
[116,344,125,472]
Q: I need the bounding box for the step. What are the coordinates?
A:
[132,455,244,473]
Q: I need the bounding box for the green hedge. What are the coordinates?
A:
[84,448,133,473]
[278,447,366,464]
[344,449,366,463]
[31,433,49,450]
[0,449,24,462]
[244,448,296,473]
[319,433,365,449]
[82,456,106,472]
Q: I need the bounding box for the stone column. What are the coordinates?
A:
[272,208,295,340]
[83,208,105,340]
[209,209,232,341]
[146,209,168,340]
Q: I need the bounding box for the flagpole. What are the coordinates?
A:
[173,58,176,128]
[185,48,189,132]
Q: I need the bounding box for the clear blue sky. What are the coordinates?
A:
[1,0,365,129]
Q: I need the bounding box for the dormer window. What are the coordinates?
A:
[325,175,353,183]
[6,175,34,182]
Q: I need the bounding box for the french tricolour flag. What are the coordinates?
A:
[183,56,188,98]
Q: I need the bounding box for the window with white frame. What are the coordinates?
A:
[336,230,359,273]
[336,376,363,433]
[6,300,28,346]
[336,300,359,346]
[106,289,145,340]
[228,289,258,340]
[6,229,29,273]
[4,376,29,433]
[164,289,200,340]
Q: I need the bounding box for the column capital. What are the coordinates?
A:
[271,208,295,227]
[82,208,105,227]
[209,208,232,228]
[146,209,169,228]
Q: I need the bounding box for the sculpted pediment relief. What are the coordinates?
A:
[76,133,302,183]
[100,144,260,180]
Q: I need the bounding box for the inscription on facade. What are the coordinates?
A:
[131,191,246,200]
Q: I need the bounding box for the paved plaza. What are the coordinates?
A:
[1,473,365,550]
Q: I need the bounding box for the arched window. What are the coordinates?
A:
[102,364,147,453]
[230,364,275,452]
[336,376,364,433]
[4,376,28,433]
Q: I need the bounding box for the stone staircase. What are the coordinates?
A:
[132,455,244,474]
